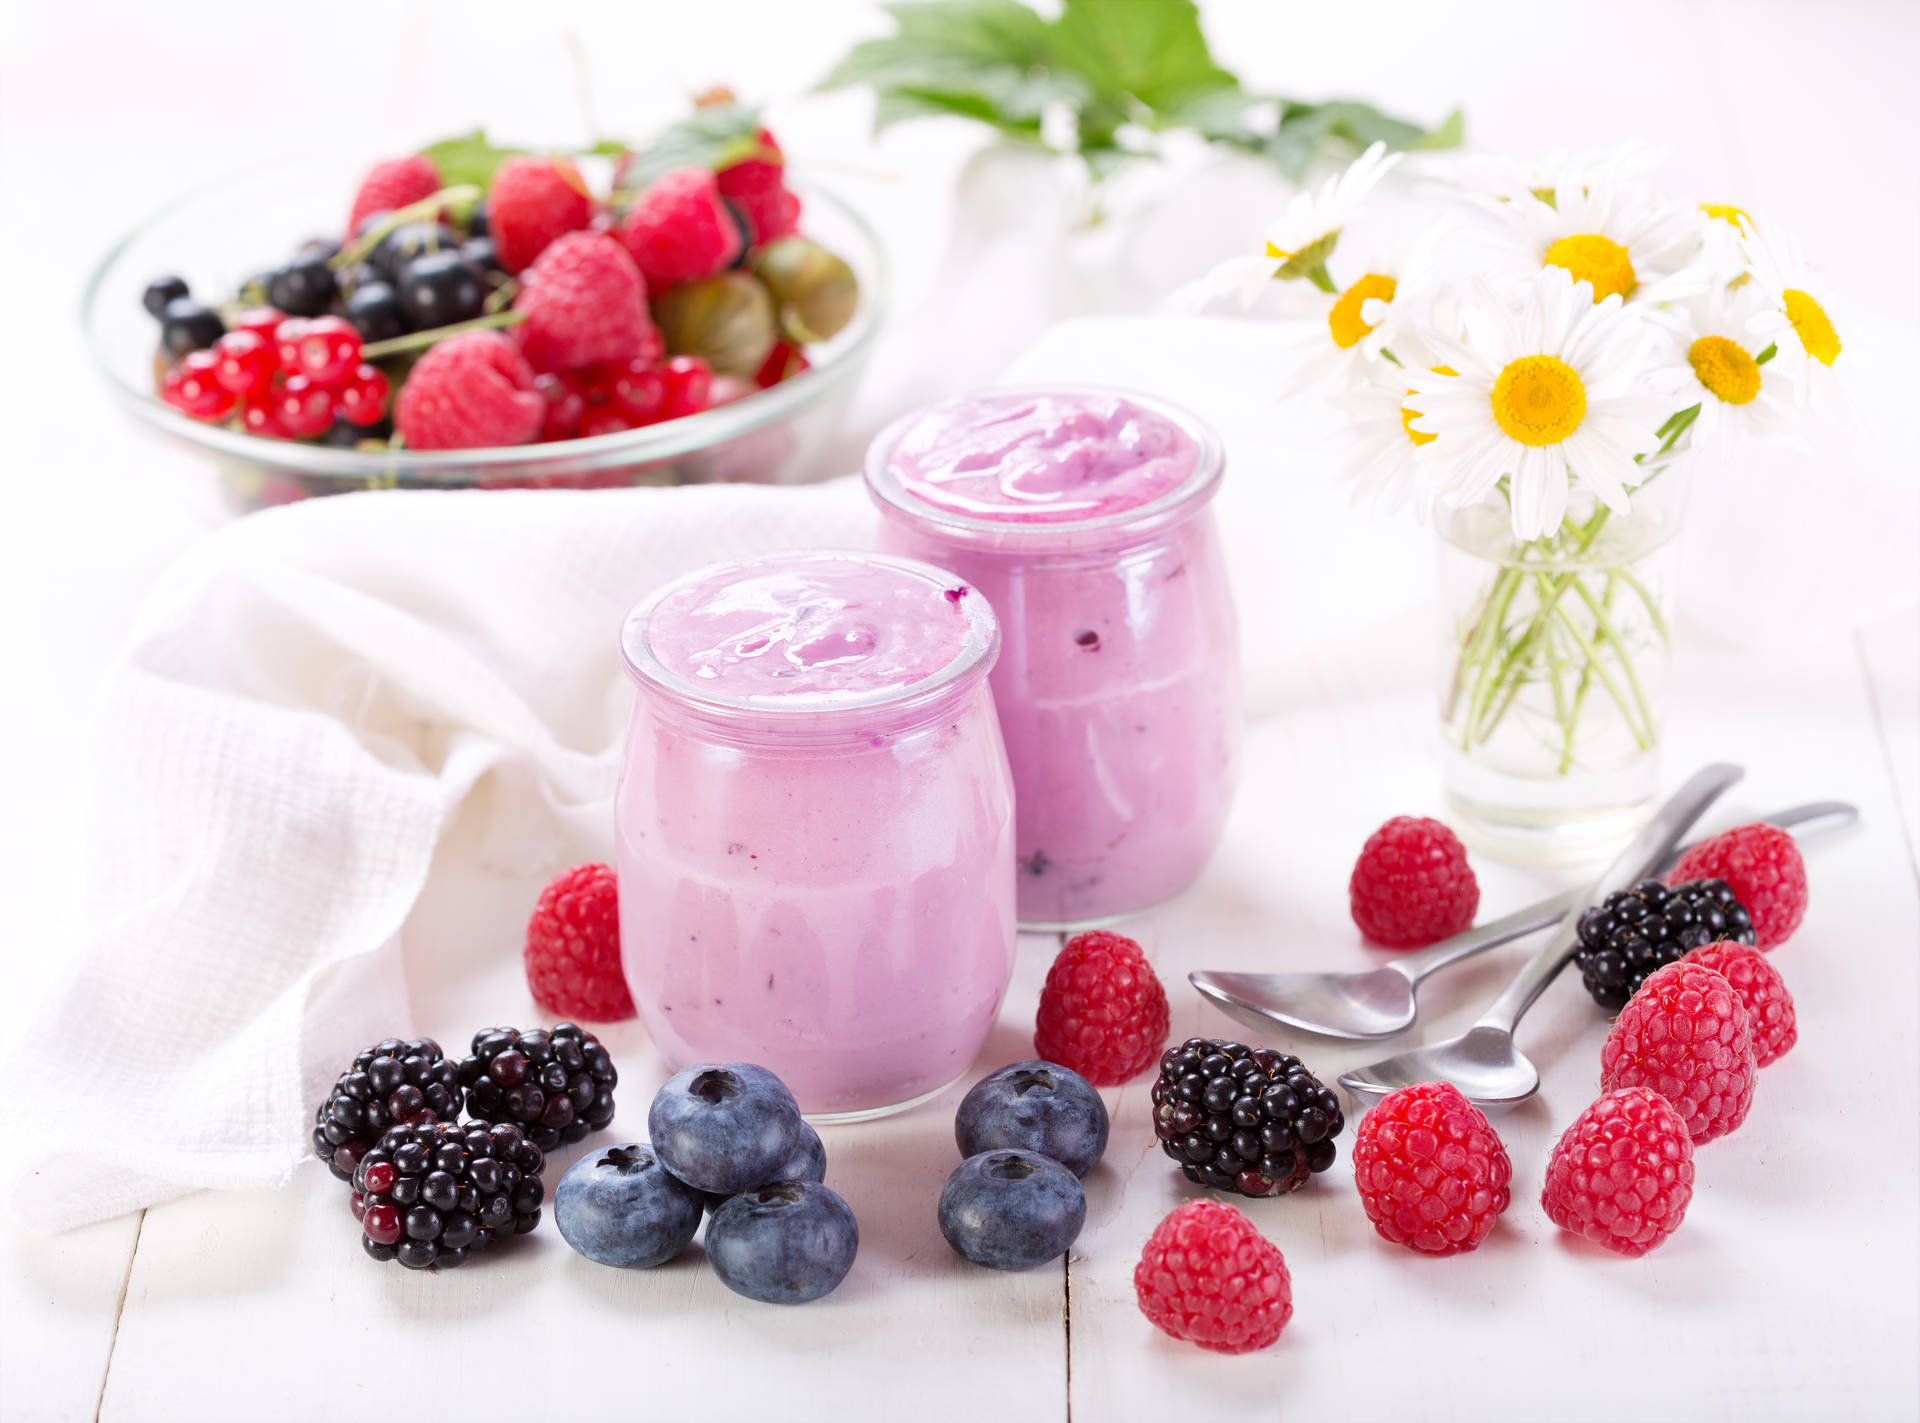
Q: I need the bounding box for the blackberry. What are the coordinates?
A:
[458,1023,616,1152]
[310,1036,461,1182]
[1151,1037,1344,1197]
[1574,878,1755,1011]
[352,1118,545,1269]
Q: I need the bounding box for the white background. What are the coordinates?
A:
[2,2,1917,1420]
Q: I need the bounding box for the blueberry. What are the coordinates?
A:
[344,280,405,342]
[955,1061,1109,1178]
[373,221,461,282]
[647,1063,803,1195]
[554,1142,703,1268]
[266,255,336,317]
[160,297,224,358]
[142,274,189,320]
[938,1150,1085,1271]
[707,1182,857,1304]
[396,250,484,330]
[702,1120,827,1212]
[460,236,499,273]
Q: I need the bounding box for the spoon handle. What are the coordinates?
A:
[1399,797,1862,988]
[1472,763,1743,1034]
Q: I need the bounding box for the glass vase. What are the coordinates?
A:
[1436,472,1687,866]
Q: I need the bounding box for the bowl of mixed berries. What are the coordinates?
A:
[82,103,881,512]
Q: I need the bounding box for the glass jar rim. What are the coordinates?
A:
[620,549,1001,729]
[861,383,1225,551]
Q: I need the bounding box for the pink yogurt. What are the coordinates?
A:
[866,389,1241,927]
[617,552,1015,1120]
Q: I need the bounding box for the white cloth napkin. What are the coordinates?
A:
[14,478,877,1231]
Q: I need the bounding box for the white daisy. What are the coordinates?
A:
[1406,266,1674,540]
[1333,352,1446,517]
[1432,142,1667,211]
[1471,172,1710,307]
[1170,142,1402,310]
[1644,280,1806,447]
[1269,215,1454,395]
[1738,217,1843,393]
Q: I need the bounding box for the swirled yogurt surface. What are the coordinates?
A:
[885,392,1200,523]
[643,555,973,704]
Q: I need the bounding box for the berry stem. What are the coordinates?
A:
[361,310,525,361]
[333,185,484,273]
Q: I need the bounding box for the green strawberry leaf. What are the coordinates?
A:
[620,105,767,193]
[417,130,527,190]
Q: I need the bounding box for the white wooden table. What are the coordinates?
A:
[4,3,1919,1420]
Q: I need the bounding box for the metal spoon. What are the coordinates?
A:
[1190,797,1858,1041]
[1334,763,1745,1114]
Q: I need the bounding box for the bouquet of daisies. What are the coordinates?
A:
[1182,143,1843,779]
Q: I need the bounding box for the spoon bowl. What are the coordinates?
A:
[1190,966,1416,1041]
[1339,1026,1540,1115]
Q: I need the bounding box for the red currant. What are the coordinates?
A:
[210,330,277,397]
[578,405,632,439]
[535,373,584,441]
[283,314,362,386]
[240,396,287,440]
[610,361,666,425]
[661,355,713,418]
[233,306,286,341]
[335,364,391,427]
[753,341,809,389]
[162,350,237,422]
[275,374,336,439]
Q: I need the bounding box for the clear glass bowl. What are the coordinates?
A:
[81,156,885,514]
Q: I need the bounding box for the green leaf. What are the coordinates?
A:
[418,130,527,190]
[1048,0,1236,112]
[1410,107,1466,151]
[620,105,766,192]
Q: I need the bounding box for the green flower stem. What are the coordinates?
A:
[1569,575,1656,744]
[1549,598,1652,751]
[1616,565,1670,645]
[1559,574,1613,774]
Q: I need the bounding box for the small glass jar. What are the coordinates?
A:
[1437,470,1689,866]
[617,551,1015,1121]
[865,386,1240,929]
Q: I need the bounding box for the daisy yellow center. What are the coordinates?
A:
[1328,273,1397,349]
[1688,336,1761,405]
[1490,355,1586,445]
[1701,203,1750,228]
[1543,233,1636,302]
[1399,367,1453,446]
[1783,288,1841,365]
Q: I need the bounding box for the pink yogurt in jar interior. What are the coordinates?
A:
[617,552,1015,1120]
[867,388,1241,928]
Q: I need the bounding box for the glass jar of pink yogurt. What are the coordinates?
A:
[617,551,1016,1121]
[865,386,1240,929]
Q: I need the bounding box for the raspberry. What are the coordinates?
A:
[619,167,745,288]
[716,130,801,246]
[1601,960,1756,1143]
[1351,1081,1511,1255]
[525,864,634,1021]
[1134,1200,1292,1354]
[1542,1087,1694,1257]
[1034,930,1169,1085]
[512,231,654,374]
[394,331,543,451]
[1683,941,1797,1066]
[346,154,442,239]
[1667,822,1808,950]
[489,156,594,273]
[1348,816,1480,948]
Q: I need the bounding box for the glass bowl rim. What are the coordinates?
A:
[80,162,888,482]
